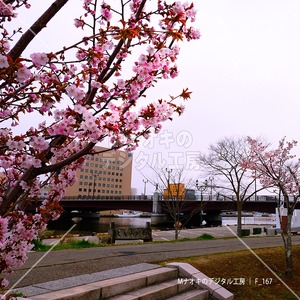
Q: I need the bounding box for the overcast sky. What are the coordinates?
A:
[12,1,300,194]
[131,0,300,194]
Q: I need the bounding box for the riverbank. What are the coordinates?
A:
[41,224,274,246]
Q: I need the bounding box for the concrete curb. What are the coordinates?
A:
[166,262,234,300]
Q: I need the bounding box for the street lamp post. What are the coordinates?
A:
[166,168,173,199]
[208,176,213,200]
[196,179,207,227]
[92,171,99,198]
[143,179,148,197]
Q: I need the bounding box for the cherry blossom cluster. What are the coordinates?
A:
[243,137,300,196]
[0,0,199,290]
[0,211,46,292]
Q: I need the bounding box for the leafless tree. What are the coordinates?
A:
[197,136,266,237]
[147,168,197,240]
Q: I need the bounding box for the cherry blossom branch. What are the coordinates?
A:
[9,0,69,60]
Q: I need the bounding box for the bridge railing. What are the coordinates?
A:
[39,194,280,202]
[40,194,282,202]
[61,195,155,201]
[212,194,279,202]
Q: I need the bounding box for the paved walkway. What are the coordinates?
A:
[5,225,300,298]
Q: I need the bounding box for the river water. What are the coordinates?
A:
[47,214,276,235]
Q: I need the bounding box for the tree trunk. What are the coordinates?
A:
[175,227,179,240]
[236,201,243,237]
[174,215,179,240]
[283,213,293,277]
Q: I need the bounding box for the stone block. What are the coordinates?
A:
[90,273,146,298]
[166,262,199,277]
[30,285,100,300]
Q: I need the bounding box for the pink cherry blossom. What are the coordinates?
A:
[16,65,32,82]
[0,54,9,68]
[30,136,49,152]
[6,139,26,150]
[30,52,49,68]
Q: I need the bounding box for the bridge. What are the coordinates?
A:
[30,194,297,215]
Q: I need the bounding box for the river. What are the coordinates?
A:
[47,214,276,235]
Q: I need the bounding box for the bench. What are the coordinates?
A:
[108,222,152,244]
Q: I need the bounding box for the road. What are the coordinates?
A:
[6,226,300,289]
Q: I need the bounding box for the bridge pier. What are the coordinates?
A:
[152,191,163,213]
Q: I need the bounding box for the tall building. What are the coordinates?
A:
[65,146,132,198]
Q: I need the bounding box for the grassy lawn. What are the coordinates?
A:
[161,245,300,300]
